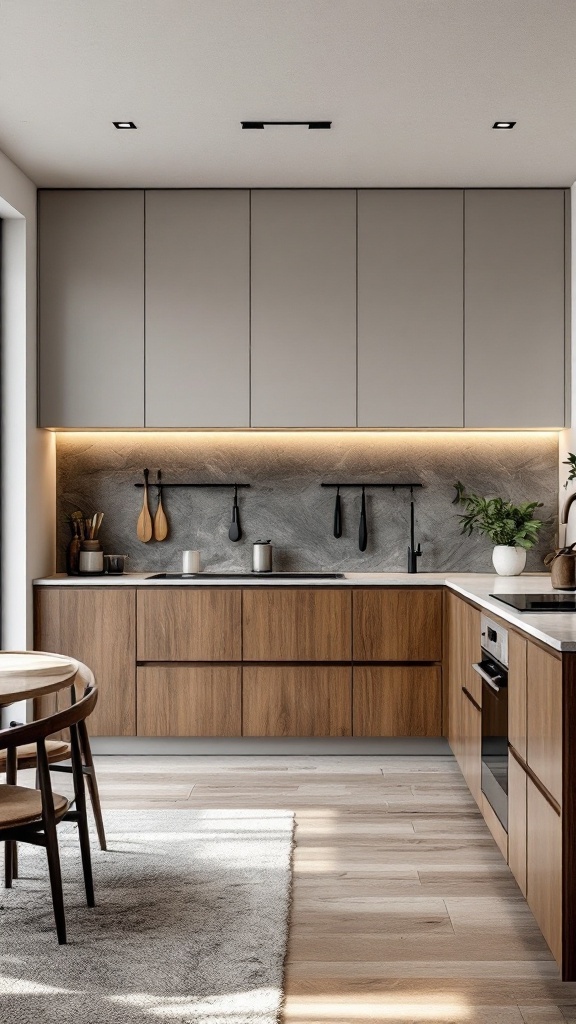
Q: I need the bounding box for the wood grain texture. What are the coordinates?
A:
[242,666,352,737]
[242,589,351,662]
[34,587,136,736]
[481,792,509,861]
[353,588,443,662]
[352,666,442,737]
[460,687,482,807]
[136,588,241,662]
[527,776,562,964]
[508,750,528,897]
[136,666,241,737]
[446,593,482,765]
[526,641,562,806]
[508,630,527,760]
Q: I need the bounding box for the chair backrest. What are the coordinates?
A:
[0,675,98,752]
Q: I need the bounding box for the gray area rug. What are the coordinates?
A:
[0,808,295,1023]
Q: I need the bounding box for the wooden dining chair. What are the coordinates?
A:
[0,680,98,944]
[0,658,107,851]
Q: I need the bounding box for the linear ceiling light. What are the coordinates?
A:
[492,121,516,129]
[113,121,137,129]
[241,120,331,130]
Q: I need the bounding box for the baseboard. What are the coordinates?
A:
[90,736,451,755]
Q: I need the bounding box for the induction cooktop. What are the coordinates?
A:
[491,593,576,612]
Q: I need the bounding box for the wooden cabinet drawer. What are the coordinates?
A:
[243,666,352,736]
[242,589,351,661]
[460,686,482,806]
[353,589,443,662]
[137,589,241,662]
[527,778,562,964]
[352,666,442,737]
[508,752,527,897]
[508,631,527,760]
[136,666,241,736]
[526,642,562,806]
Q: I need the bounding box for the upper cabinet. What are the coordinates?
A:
[39,190,145,428]
[464,189,566,428]
[357,190,464,427]
[145,190,250,427]
[250,190,357,427]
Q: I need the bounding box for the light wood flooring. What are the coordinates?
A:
[74,755,576,1021]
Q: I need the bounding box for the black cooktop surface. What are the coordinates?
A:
[491,593,576,612]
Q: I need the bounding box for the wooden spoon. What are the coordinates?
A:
[137,468,153,542]
[154,470,168,541]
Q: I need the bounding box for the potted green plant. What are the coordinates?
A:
[453,482,544,576]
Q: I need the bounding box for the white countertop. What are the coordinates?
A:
[33,571,576,652]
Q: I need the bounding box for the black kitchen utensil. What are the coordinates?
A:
[359,486,368,552]
[334,486,342,538]
[229,485,242,542]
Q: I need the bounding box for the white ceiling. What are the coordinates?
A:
[0,0,575,188]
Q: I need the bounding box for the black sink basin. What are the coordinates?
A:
[148,572,345,580]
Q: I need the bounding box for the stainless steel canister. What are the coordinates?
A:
[252,541,273,573]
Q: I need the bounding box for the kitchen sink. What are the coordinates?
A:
[148,571,345,580]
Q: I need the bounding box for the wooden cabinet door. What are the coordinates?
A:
[508,752,527,897]
[353,589,442,662]
[38,190,144,427]
[137,666,241,736]
[137,589,241,662]
[145,190,250,427]
[526,642,562,806]
[243,666,352,737]
[508,631,527,760]
[243,589,351,662]
[34,587,136,736]
[527,778,562,964]
[464,189,565,428]
[357,189,463,427]
[447,593,481,764]
[460,686,482,806]
[250,190,357,427]
[353,666,441,737]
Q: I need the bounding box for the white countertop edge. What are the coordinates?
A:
[33,571,576,652]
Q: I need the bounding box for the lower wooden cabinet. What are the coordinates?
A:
[353,588,443,661]
[242,588,351,661]
[507,751,527,897]
[136,666,241,737]
[353,666,442,737]
[526,642,563,808]
[527,777,562,964]
[446,593,481,766]
[243,666,352,737]
[460,686,481,806]
[137,588,241,662]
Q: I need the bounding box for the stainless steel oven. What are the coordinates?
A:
[473,615,509,830]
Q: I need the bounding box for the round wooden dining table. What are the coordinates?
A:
[0,651,79,708]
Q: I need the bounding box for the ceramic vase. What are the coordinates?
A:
[492,545,527,576]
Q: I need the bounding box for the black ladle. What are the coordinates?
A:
[359,486,368,552]
[334,486,342,538]
[229,485,242,542]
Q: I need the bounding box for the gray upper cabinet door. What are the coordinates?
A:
[464,190,566,428]
[145,190,250,427]
[250,190,357,427]
[39,190,144,427]
[357,190,464,427]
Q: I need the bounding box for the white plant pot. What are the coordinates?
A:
[492,545,527,576]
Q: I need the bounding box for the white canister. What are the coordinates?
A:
[183,550,201,574]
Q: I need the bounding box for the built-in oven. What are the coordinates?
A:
[473,615,509,831]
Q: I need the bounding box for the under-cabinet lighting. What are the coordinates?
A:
[492,121,516,129]
[241,120,331,130]
[113,121,137,129]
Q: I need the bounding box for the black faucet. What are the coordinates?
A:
[407,498,422,573]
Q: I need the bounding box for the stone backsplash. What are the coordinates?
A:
[56,432,559,574]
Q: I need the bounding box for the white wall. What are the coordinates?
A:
[0,149,55,671]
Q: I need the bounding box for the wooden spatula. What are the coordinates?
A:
[137,468,153,542]
[154,470,168,541]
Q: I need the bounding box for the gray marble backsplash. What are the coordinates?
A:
[56,432,559,574]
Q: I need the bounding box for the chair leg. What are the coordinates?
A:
[12,842,18,879]
[79,720,107,851]
[4,840,14,889]
[70,724,95,907]
[5,747,18,887]
[38,740,67,944]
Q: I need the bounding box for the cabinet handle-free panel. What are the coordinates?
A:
[137,666,241,737]
[526,642,562,807]
[460,686,482,806]
[33,587,136,736]
[357,189,464,427]
[508,752,527,898]
[353,666,441,737]
[243,666,352,737]
[39,190,145,427]
[464,189,565,428]
[145,190,250,427]
[508,630,527,761]
[137,589,241,662]
[242,588,351,662]
[353,589,442,662]
[527,777,562,964]
[250,189,357,427]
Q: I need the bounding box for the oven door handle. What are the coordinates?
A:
[472,662,504,693]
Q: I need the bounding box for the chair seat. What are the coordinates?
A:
[0,784,69,829]
[0,739,71,773]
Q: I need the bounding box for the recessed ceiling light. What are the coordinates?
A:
[241,120,331,130]
[113,121,137,129]
[492,121,516,129]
